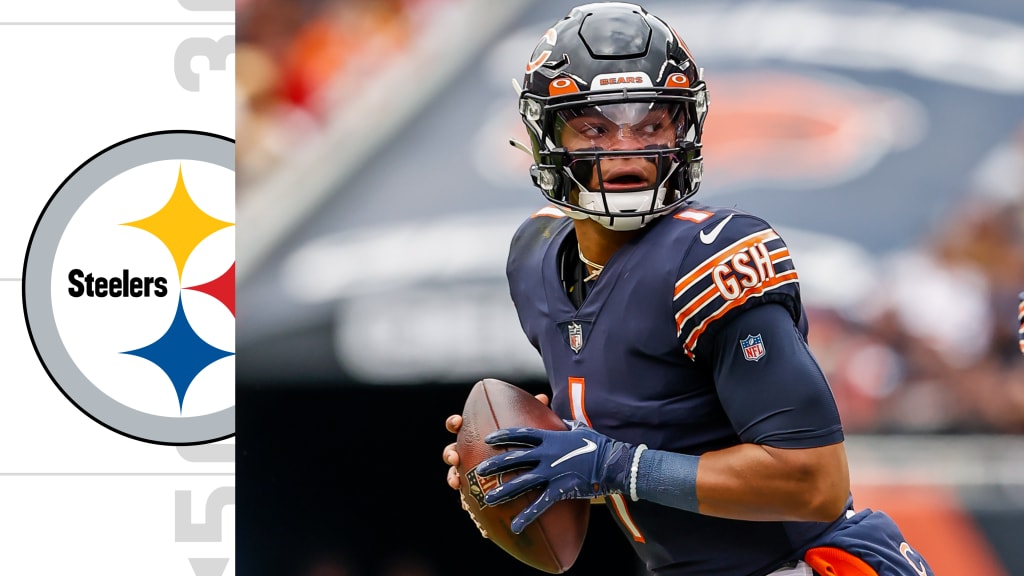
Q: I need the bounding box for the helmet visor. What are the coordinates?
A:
[555,102,685,151]
[552,102,685,196]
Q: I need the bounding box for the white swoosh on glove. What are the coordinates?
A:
[550,438,597,467]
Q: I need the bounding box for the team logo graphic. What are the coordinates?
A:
[568,322,584,353]
[23,130,234,445]
[740,334,766,362]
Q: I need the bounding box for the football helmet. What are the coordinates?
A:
[518,2,708,231]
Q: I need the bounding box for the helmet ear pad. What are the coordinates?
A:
[529,163,559,198]
[676,150,703,202]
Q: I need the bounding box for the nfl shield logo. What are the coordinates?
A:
[568,322,583,353]
[465,467,502,507]
[740,334,765,361]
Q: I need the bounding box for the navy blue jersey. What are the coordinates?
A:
[804,508,934,576]
[506,203,846,575]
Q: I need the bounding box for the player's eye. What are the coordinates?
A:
[579,123,608,138]
[640,115,671,134]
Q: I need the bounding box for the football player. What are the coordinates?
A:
[443,3,935,575]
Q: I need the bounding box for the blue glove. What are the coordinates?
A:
[476,421,637,534]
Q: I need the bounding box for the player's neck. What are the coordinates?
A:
[574,219,640,270]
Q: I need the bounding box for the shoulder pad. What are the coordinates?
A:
[513,205,571,241]
[508,205,571,274]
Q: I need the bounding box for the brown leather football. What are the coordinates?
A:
[456,378,589,574]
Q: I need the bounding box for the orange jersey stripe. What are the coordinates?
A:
[673,229,779,299]
[675,284,721,331]
[683,271,799,352]
[608,494,646,543]
[675,248,794,332]
[568,377,592,426]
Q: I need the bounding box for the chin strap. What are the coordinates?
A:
[560,206,590,220]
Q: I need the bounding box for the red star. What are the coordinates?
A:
[185,262,235,317]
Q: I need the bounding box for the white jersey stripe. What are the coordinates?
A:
[675,283,722,329]
[674,228,775,291]
[673,230,779,299]
[608,493,645,542]
[682,274,800,346]
[675,251,796,332]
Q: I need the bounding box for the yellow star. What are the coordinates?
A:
[123,165,233,280]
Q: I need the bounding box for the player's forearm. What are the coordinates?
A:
[697,442,849,521]
[634,442,849,522]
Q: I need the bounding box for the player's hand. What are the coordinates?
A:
[442,393,549,490]
[443,414,464,490]
[477,421,637,534]
[443,393,550,540]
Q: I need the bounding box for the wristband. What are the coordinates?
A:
[635,448,700,513]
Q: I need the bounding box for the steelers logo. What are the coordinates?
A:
[23,130,234,445]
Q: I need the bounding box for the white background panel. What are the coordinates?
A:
[0,1,235,24]
[0,476,235,576]
[0,2,235,574]
[0,24,234,276]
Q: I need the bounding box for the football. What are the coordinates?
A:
[456,378,589,574]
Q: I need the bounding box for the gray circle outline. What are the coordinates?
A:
[24,131,235,445]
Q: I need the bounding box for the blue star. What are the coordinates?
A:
[123,297,233,412]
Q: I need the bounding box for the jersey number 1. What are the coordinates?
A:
[569,377,646,543]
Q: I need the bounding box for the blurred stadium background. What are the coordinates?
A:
[235,0,1024,574]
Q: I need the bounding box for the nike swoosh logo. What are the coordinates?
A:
[550,438,597,467]
[699,214,733,245]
